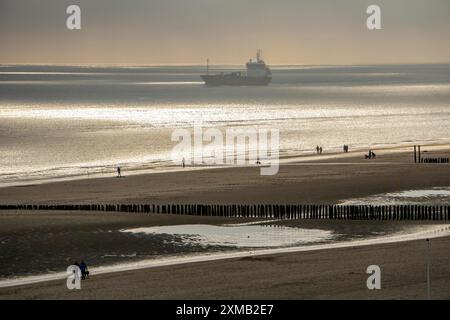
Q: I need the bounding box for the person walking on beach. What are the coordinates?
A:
[319,146,323,154]
[182,157,185,168]
[343,144,349,153]
[316,146,320,154]
[80,260,89,280]
[117,166,121,177]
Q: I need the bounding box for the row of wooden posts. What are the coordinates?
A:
[413,145,449,163]
[1,204,450,221]
[421,158,449,163]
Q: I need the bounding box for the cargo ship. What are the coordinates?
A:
[201,50,272,86]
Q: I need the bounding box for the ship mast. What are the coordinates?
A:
[256,49,262,62]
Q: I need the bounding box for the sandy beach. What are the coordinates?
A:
[0,144,449,205]
[1,233,449,300]
[0,145,449,299]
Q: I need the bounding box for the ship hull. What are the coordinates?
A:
[201,75,271,86]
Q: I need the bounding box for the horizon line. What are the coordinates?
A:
[2,61,450,68]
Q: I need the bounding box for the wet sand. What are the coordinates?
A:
[0,145,449,205]
[0,211,259,279]
[2,210,443,279]
[0,210,449,299]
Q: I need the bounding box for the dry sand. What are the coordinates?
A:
[1,234,449,300]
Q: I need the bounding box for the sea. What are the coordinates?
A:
[1,63,449,186]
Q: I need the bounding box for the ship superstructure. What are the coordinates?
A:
[201,50,272,86]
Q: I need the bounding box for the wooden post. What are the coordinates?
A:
[418,145,421,163]
[414,145,417,163]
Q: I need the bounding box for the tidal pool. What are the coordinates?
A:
[121,224,335,248]
[341,187,450,205]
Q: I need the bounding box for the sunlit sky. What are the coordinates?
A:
[1,0,450,65]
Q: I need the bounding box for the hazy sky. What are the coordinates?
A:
[1,0,450,65]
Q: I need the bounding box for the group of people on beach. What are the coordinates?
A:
[73,260,90,280]
[116,156,188,178]
[316,145,350,154]
[115,144,377,176]
[317,145,351,154]
[313,144,378,159]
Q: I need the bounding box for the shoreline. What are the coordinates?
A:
[1,141,450,189]
[1,143,449,204]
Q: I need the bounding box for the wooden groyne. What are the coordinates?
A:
[0,204,449,221]
[420,158,450,163]
[414,145,449,163]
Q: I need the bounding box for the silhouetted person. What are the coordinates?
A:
[319,146,323,154]
[80,260,89,280]
[344,145,349,153]
[316,146,320,154]
[117,166,121,177]
[182,157,185,168]
[366,149,376,159]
